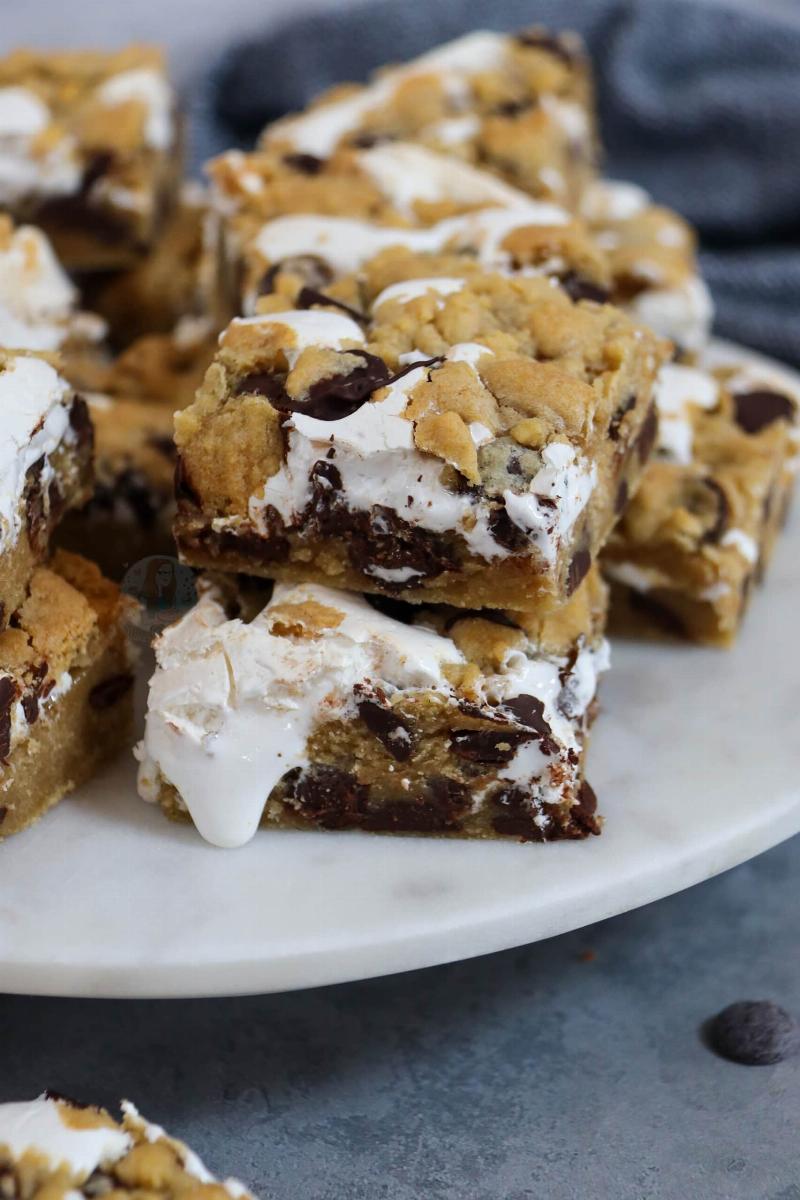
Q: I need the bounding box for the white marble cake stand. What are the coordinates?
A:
[0,341,798,999]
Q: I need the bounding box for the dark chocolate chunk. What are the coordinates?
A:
[384,357,445,386]
[88,673,134,710]
[24,457,47,554]
[343,505,457,585]
[69,396,94,451]
[363,594,418,625]
[733,390,795,435]
[614,478,629,515]
[259,254,334,296]
[561,271,610,305]
[237,350,392,422]
[296,286,367,324]
[502,694,552,736]
[360,777,470,833]
[706,1000,799,1066]
[21,661,48,725]
[283,152,325,175]
[182,516,290,567]
[572,779,600,835]
[0,676,18,761]
[488,505,529,552]
[356,690,415,762]
[567,547,591,595]
[608,394,637,441]
[450,727,532,764]
[174,455,202,509]
[289,764,368,829]
[635,402,659,464]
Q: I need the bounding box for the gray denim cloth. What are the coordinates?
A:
[204,0,800,366]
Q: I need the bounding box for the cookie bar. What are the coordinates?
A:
[57,395,176,579]
[260,29,597,208]
[0,216,106,378]
[174,267,668,611]
[136,569,609,847]
[208,141,608,315]
[0,351,93,627]
[0,1094,254,1197]
[581,179,713,355]
[80,183,227,348]
[603,361,798,644]
[0,551,134,839]
[0,45,181,270]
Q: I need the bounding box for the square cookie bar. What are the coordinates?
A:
[57,395,176,580]
[0,351,93,627]
[604,361,798,644]
[260,28,597,208]
[0,1094,254,1197]
[208,140,609,316]
[174,268,668,611]
[0,216,106,381]
[581,179,713,355]
[0,551,134,839]
[136,568,609,847]
[0,45,181,270]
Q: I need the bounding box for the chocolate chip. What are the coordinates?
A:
[259,255,334,296]
[493,98,534,118]
[614,478,629,515]
[733,390,795,434]
[21,662,48,725]
[289,764,368,829]
[363,594,418,624]
[0,676,17,762]
[502,694,552,736]
[182,518,290,567]
[24,457,46,552]
[174,455,202,509]
[706,1000,799,1066]
[695,477,729,544]
[356,690,416,762]
[383,357,445,386]
[635,402,658,464]
[283,152,325,175]
[88,673,134,710]
[561,271,610,305]
[346,505,458,585]
[238,350,392,422]
[567,547,591,595]
[608,394,637,441]
[69,396,94,451]
[296,286,367,324]
[360,777,469,834]
[450,727,533,764]
[572,779,600,835]
[488,505,529,552]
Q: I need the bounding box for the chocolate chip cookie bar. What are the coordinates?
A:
[0,216,106,377]
[57,395,176,579]
[0,45,181,270]
[260,29,597,210]
[604,360,798,644]
[0,551,134,839]
[0,351,93,627]
[581,179,713,355]
[208,140,608,316]
[136,568,608,847]
[174,267,668,611]
[0,1094,254,1197]
[80,183,227,348]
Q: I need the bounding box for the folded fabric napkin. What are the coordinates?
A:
[204,0,800,366]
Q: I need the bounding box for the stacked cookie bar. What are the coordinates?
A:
[2,27,796,850]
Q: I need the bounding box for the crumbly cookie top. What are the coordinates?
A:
[0,1095,253,1199]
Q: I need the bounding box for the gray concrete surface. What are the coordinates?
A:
[2,835,798,1199]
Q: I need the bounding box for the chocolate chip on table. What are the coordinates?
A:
[706,1000,800,1065]
[283,152,325,175]
[561,271,610,305]
[88,673,134,711]
[733,390,795,435]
